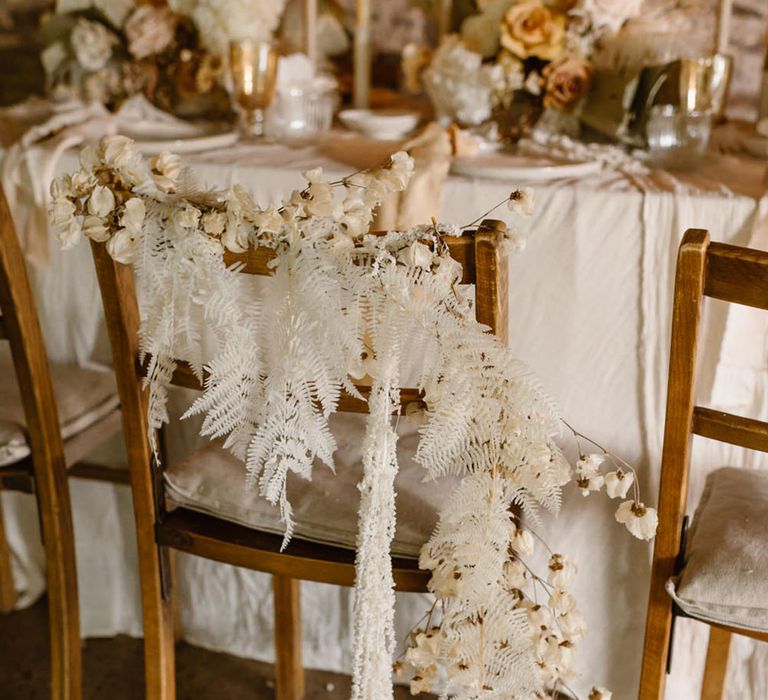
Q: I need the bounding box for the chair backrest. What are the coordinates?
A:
[0,186,69,490]
[0,185,81,691]
[91,219,511,439]
[654,228,768,587]
[663,228,768,474]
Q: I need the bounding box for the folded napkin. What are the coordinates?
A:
[374,122,478,230]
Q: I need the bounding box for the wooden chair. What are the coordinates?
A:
[0,186,127,699]
[639,228,768,699]
[89,219,509,699]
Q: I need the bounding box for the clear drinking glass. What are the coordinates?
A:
[646,105,712,167]
[229,40,278,140]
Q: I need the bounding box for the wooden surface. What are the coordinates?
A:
[0,186,81,698]
[640,228,768,700]
[0,497,15,613]
[91,242,176,700]
[91,222,509,698]
[273,576,305,700]
[639,229,709,700]
[692,406,768,453]
[705,241,768,311]
[701,627,731,700]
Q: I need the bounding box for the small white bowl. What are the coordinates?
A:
[338,109,420,141]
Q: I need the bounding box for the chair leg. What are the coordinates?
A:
[701,627,731,700]
[34,469,81,699]
[0,496,18,613]
[273,575,305,700]
[638,563,676,699]
[139,542,177,700]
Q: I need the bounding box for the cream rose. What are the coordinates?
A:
[125,5,177,60]
[542,54,592,111]
[500,0,566,61]
[71,18,116,72]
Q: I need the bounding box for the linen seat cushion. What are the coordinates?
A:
[0,350,119,467]
[666,466,768,633]
[164,413,459,559]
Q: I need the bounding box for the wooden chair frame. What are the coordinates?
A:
[90,219,510,700]
[639,228,768,700]
[0,187,127,699]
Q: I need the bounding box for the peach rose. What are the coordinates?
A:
[542,54,592,111]
[501,0,566,61]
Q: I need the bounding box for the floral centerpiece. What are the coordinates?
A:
[40,0,286,117]
[50,135,656,698]
[417,0,643,139]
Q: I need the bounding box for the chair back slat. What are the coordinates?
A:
[223,230,480,284]
[134,220,510,414]
[0,188,67,469]
[692,406,768,453]
[704,241,768,311]
[0,315,7,339]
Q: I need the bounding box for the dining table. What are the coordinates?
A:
[2,122,768,699]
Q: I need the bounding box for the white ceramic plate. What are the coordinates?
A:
[133,129,239,155]
[451,152,602,182]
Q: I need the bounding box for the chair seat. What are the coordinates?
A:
[0,349,119,467]
[164,413,459,559]
[666,467,768,634]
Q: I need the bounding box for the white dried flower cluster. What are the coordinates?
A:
[575,451,658,541]
[422,35,503,126]
[169,0,287,58]
[51,136,655,699]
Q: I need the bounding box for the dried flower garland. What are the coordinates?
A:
[51,135,656,699]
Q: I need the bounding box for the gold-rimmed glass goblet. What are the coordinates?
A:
[229,40,278,141]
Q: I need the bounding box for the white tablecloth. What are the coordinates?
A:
[3,137,768,699]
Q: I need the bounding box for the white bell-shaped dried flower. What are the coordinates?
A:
[175,203,202,230]
[401,240,434,269]
[51,198,76,227]
[500,228,526,254]
[589,687,613,700]
[50,175,74,200]
[381,151,414,192]
[547,553,576,588]
[409,665,438,695]
[87,185,115,218]
[575,452,604,477]
[615,500,658,540]
[551,451,572,486]
[150,151,182,192]
[510,527,535,555]
[100,135,147,185]
[577,472,604,497]
[106,228,138,264]
[82,215,110,242]
[255,206,283,235]
[508,188,534,217]
[558,609,586,640]
[528,604,553,631]
[79,144,100,171]
[201,211,226,236]
[57,218,82,250]
[548,589,575,613]
[120,198,146,235]
[405,628,442,668]
[604,468,634,499]
[71,170,97,197]
[503,557,527,589]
